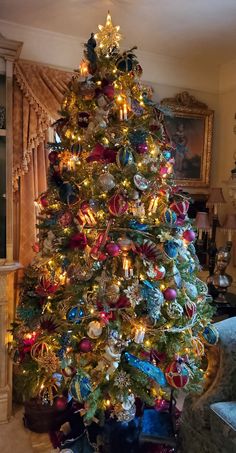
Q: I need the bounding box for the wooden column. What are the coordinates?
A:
[0,34,22,423]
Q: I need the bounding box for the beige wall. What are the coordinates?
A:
[1,19,236,285]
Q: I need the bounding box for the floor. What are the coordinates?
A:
[0,406,56,453]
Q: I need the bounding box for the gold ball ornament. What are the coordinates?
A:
[87,320,103,339]
[105,283,120,303]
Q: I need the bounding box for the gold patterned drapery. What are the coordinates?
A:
[13,60,72,266]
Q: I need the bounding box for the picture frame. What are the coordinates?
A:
[161,91,214,187]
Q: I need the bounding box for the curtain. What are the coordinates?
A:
[13,60,72,266]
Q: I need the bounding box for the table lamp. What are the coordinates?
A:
[221,213,236,246]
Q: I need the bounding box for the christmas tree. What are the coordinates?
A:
[12,13,217,423]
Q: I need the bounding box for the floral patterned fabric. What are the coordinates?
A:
[13,60,72,265]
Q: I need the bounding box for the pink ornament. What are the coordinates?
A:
[160,166,168,176]
[183,230,196,242]
[108,193,128,217]
[163,288,177,301]
[106,242,120,257]
[78,338,93,353]
[136,143,148,154]
[185,299,197,318]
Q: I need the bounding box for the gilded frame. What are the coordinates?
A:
[161,91,214,188]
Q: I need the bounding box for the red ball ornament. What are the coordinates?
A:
[106,242,120,257]
[163,288,177,301]
[103,84,115,100]
[108,193,128,217]
[78,338,93,353]
[40,194,49,208]
[185,299,197,319]
[165,361,189,389]
[183,230,196,242]
[55,396,68,411]
[171,200,190,216]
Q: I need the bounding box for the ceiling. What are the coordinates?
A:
[1,0,236,65]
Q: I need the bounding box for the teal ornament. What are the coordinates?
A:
[67,306,84,323]
[201,324,219,346]
[163,150,172,160]
[129,220,149,231]
[116,146,134,168]
[69,373,91,402]
[124,352,167,387]
[162,208,177,226]
[164,240,179,259]
[184,282,198,300]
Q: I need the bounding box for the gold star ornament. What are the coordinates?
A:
[95,11,122,53]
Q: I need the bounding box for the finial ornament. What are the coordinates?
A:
[95,11,122,53]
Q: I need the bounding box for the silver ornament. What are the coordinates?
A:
[134,173,149,191]
[116,403,136,422]
[166,301,183,319]
[98,173,116,191]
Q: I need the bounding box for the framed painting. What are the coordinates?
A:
[161,91,214,187]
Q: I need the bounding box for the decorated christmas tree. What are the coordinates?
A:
[12,13,217,423]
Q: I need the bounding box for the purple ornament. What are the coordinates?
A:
[163,288,177,301]
[106,242,120,257]
[183,230,196,242]
[136,143,148,154]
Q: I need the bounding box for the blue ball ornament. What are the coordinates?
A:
[67,306,84,323]
[164,240,179,259]
[201,324,219,345]
[162,208,177,226]
[69,373,91,402]
[116,146,134,168]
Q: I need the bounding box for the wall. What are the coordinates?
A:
[1,19,236,285]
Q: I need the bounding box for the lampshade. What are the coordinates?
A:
[221,213,236,230]
[207,187,226,205]
[195,212,210,230]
